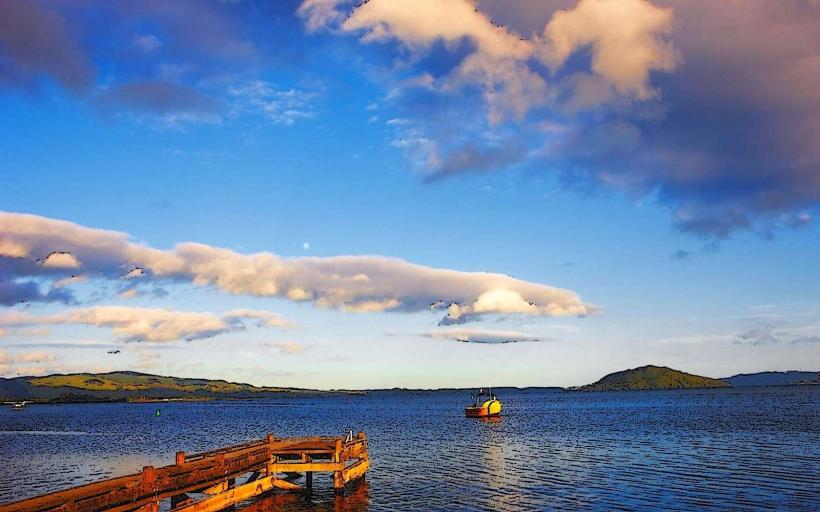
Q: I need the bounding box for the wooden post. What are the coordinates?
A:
[138,468,158,512]
[333,439,344,495]
[176,451,186,465]
[266,433,275,477]
[140,466,156,494]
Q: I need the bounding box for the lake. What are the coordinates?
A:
[1,387,818,511]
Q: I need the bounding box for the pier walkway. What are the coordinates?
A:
[0,432,369,512]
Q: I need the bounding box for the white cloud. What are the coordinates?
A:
[0,306,291,343]
[342,0,530,59]
[423,328,543,344]
[0,211,592,323]
[438,289,588,325]
[542,0,678,99]
[41,251,81,269]
[298,0,678,122]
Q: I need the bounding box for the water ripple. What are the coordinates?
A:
[0,387,818,511]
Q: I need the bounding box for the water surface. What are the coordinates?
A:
[1,387,818,510]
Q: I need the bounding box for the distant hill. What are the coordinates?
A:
[723,371,820,387]
[0,371,330,403]
[580,365,729,391]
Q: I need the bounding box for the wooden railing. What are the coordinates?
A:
[0,432,369,512]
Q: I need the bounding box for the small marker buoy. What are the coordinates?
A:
[155,409,161,417]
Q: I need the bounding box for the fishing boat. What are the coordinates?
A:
[9,401,28,411]
[464,388,502,418]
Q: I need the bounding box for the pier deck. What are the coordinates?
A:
[0,432,369,512]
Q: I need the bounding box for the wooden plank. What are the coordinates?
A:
[342,458,369,484]
[268,462,343,473]
[0,445,270,512]
[0,434,369,512]
[173,476,298,512]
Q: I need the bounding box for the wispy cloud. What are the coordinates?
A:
[229,81,318,126]
[736,325,820,346]
[0,306,291,343]
[422,328,544,344]
[264,341,305,355]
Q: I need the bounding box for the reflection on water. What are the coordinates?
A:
[239,481,370,512]
[1,387,818,511]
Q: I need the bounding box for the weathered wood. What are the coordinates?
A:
[0,433,370,512]
[173,476,297,512]
[268,462,343,473]
[342,458,370,484]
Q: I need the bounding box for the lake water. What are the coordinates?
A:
[1,387,818,511]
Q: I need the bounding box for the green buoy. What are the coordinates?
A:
[155,409,161,417]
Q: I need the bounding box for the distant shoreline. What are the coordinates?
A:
[2,369,818,404]
[4,384,819,406]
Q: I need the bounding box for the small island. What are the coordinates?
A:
[580,365,729,391]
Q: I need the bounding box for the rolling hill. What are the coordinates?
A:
[0,371,327,403]
[580,365,730,391]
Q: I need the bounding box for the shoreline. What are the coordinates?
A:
[4,382,819,406]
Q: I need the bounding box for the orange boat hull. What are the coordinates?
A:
[465,399,502,417]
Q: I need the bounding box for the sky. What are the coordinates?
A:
[0,0,818,389]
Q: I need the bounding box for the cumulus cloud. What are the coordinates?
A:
[302,0,675,126]
[342,0,531,59]
[41,251,81,269]
[423,328,543,344]
[300,0,820,239]
[542,0,677,99]
[0,211,592,322]
[338,0,545,125]
[0,306,291,343]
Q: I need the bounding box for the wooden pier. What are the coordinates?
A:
[0,432,369,512]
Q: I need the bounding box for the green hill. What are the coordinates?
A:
[0,371,330,403]
[580,365,729,391]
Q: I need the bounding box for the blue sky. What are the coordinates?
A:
[0,0,818,388]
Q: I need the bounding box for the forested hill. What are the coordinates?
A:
[0,371,326,402]
[580,365,729,391]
